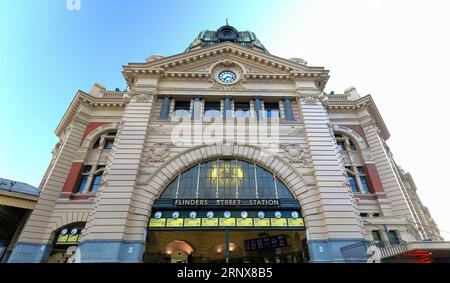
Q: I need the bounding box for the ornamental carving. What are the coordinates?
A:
[144,143,172,163]
[299,96,320,105]
[128,91,155,103]
[281,144,306,164]
[288,126,305,136]
[209,59,246,90]
[148,125,165,134]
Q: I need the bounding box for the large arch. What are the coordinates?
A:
[128,144,310,242]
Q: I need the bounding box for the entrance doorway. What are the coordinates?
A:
[143,230,308,263]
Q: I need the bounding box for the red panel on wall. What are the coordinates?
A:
[80,122,111,145]
[363,164,385,193]
[340,124,368,145]
[62,162,84,193]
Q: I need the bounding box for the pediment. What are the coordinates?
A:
[167,55,291,75]
[123,42,329,83]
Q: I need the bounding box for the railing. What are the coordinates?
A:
[102,91,127,98]
[325,94,349,101]
[341,240,417,263]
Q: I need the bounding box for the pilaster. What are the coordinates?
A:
[298,95,366,262]
[80,91,155,262]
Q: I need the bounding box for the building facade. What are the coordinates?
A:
[6,25,447,263]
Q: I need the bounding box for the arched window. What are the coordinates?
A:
[92,131,116,150]
[74,131,115,194]
[76,165,105,193]
[160,159,294,199]
[336,132,372,194]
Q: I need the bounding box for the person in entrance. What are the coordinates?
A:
[187,251,194,263]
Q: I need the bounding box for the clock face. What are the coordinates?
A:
[274,211,282,219]
[154,211,162,219]
[218,70,237,84]
[224,211,231,218]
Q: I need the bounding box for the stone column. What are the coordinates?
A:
[298,95,366,262]
[8,115,89,262]
[79,91,155,263]
[283,97,295,121]
[159,95,171,119]
[253,96,262,121]
[223,96,232,121]
[191,96,202,121]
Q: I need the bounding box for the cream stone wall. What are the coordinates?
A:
[9,41,443,263]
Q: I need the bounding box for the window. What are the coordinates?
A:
[372,230,384,247]
[104,139,114,149]
[89,166,105,193]
[159,159,294,200]
[335,134,357,151]
[264,103,280,119]
[337,140,345,152]
[76,165,92,193]
[75,164,104,194]
[234,102,249,118]
[387,230,400,245]
[92,132,116,150]
[174,101,191,117]
[204,102,221,118]
[346,166,371,193]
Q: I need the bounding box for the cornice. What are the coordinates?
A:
[326,95,390,140]
[55,91,127,137]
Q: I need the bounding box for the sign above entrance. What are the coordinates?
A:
[148,217,304,230]
[174,199,281,207]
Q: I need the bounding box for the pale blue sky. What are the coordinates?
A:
[1,0,449,239]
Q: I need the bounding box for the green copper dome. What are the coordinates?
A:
[185,25,269,54]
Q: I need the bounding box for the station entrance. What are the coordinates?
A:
[144,159,307,263]
[144,229,308,263]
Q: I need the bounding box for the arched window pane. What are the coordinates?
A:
[160,178,178,198]
[89,173,103,193]
[348,175,359,193]
[276,179,293,199]
[76,176,89,193]
[237,161,256,199]
[256,167,276,199]
[158,159,294,200]
[360,176,370,193]
[198,160,217,199]
[217,160,236,198]
[178,166,199,198]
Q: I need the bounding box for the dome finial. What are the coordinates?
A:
[226,18,229,26]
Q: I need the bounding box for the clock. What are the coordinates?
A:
[154,211,162,219]
[172,211,180,219]
[189,211,197,219]
[291,211,299,219]
[274,211,282,219]
[218,70,237,84]
[258,211,265,219]
[206,211,214,218]
[223,211,231,218]
[240,211,248,218]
